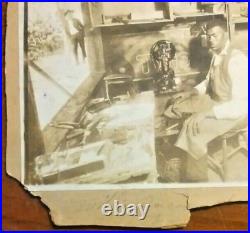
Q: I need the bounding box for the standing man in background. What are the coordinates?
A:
[64,9,86,64]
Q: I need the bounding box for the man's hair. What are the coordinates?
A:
[206,19,227,32]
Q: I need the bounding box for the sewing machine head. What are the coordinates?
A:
[150,40,178,95]
[151,40,176,62]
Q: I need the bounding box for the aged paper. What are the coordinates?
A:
[6,2,247,228]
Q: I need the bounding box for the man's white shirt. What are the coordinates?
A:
[195,41,248,120]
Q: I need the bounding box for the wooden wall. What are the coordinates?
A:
[232,24,248,54]
[101,21,212,79]
[100,2,167,21]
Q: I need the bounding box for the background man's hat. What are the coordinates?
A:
[64,9,74,16]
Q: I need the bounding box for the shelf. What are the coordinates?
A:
[175,71,203,78]
[93,19,174,28]
[92,12,225,28]
[133,77,153,82]
[174,12,224,19]
[93,13,226,28]
[231,17,248,24]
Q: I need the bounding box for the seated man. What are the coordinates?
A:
[164,19,248,182]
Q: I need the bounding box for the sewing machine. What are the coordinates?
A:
[150,40,179,95]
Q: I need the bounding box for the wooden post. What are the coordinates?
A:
[25,68,45,183]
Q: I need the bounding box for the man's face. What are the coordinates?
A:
[207,26,227,53]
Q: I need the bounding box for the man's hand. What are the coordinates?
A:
[173,89,198,103]
[185,110,215,136]
[185,112,205,136]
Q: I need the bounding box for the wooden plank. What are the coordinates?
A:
[42,72,104,153]
[42,160,105,184]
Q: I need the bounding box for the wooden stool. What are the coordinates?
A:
[208,128,248,181]
[220,127,248,181]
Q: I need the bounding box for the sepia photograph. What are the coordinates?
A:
[22,2,248,187]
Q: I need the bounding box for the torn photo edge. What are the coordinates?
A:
[6,2,248,193]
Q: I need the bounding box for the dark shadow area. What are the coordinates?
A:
[188,37,211,72]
